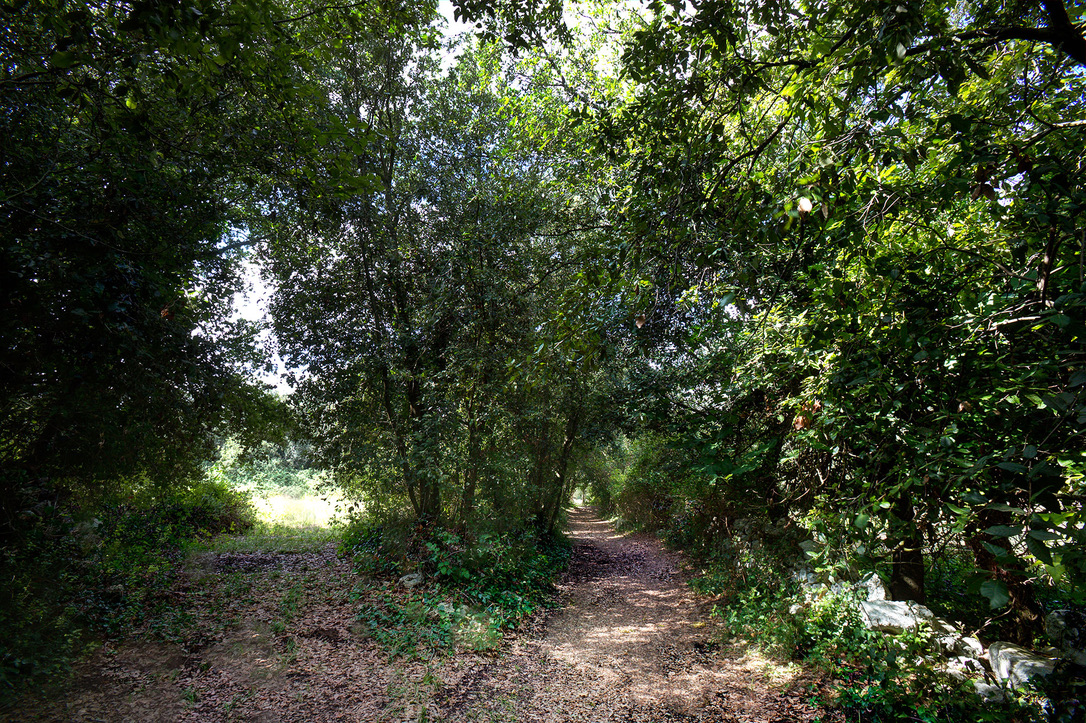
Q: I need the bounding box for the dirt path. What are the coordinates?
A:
[4,509,833,722]
[433,507,831,722]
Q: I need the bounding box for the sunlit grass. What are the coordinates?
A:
[194,490,349,554]
[198,523,341,554]
[252,493,342,528]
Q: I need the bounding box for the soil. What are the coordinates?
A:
[3,508,838,722]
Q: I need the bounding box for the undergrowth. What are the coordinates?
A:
[0,478,255,704]
[692,559,1051,722]
[342,517,570,657]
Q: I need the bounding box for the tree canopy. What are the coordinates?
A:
[3,0,1084,663]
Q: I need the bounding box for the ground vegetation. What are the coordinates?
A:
[2,0,1084,718]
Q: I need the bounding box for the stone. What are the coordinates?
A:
[398,572,424,589]
[946,635,984,659]
[858,572,888,601]
[973,680,1005,704]
[961,636,984,657]
[944,655,984,680]
[1045,609,1086,666]
[791,566,819,587]
[931,616,958,634]
[859,600,935,633]
[988,641,1056,688]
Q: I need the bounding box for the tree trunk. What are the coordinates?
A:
[545,407,580,535]
[889,496,926,603]
[968,511,1044,645]
[460,418,481,526]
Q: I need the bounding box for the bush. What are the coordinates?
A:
[342,514,570,654]
[691,553,1048,722]
[0,477,256,702]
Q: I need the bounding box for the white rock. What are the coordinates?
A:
[936,632,983,660]
[858,572,888,601]
[860,600,935,633]
[829,581,850,596]
[398,572,424,589]
[988,641,1056,688]
[973,680,1005,704]
[944,655,984,680]
[791,566,819,586]
[962,636,984,657]
[937,633,966,655]
[931,616,958,634]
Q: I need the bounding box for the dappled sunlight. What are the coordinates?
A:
[542,506,752,709]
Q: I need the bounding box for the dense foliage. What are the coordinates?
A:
[3,0,1084,713]
[263,19,618,533]
[596,0,1086,646]
[1,0,356,699]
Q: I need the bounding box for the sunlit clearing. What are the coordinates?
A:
[252,493,342,529]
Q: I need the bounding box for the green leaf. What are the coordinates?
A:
[963,56,991,81]
[1026,537,1053,565]
[979,580,1010,609]
[982,541,1012,559]
[853,513,870,530]
[50,51,77,68]
[984,525,1021,537]
[1022,444,1037,459]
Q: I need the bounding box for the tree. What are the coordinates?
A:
[600,0,1086,641]
[0,0,363,528]
[265,23,602,527]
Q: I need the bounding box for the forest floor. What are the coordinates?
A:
[6,508,839,722]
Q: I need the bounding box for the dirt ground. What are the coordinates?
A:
[4,508,837,722]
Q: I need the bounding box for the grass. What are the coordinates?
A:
[190,490,346,554]
[251,493,342,529]
[193,524,340,554]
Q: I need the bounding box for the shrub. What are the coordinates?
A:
[343,514,570,654]
[0,477,256,702]
[693,553,1048,722]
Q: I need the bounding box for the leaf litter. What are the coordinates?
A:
[3,510,839,722]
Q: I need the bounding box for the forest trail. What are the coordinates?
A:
[433,507,831,722]
[4,509,833,723]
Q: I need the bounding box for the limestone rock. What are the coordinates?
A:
[858,572,888,601]
[973,680,1005,704]
[938,633,983,659]
[1045,609,1086,666]
[944,655,984,680]
[791,566,819,587]
[931,616,958,634]
[859,600,935,633]
[989,641,1056,688]
[398,572,424,589]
